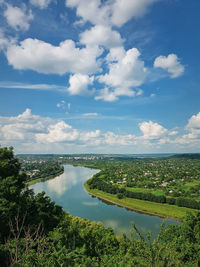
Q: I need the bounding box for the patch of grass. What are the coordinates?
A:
[126,187,165,197]
[84,183,197,222]
[26,178,43,186]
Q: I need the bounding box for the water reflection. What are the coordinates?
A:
[30,165,180,238]
[82,201,99,206]
[47,170,78,196]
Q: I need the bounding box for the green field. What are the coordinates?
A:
[125,186,165,196]
[84,182,197,222]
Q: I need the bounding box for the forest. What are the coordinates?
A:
[1,147,200,266]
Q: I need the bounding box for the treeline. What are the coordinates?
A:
[2,147,200,266]
[171,153,200,159]
[87,173,200,210]
[21,161,64,182]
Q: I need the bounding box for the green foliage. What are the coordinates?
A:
[1,147,200,266]
[85,158,200,210]
[0,147,64,254]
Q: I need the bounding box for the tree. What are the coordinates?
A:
[0,147,64,243]
[0,147,28,242]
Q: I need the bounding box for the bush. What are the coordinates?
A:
[117,193,124,199]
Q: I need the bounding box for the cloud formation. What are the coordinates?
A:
[4,4,33,31]
[6,38,102,75]
[110,0,159,27]
[67,73,94,95]
[175,112,200,145]
[30,0,52,9]
[80,25,123,49]
[0,109,53,142]
[36,121,79,143]
[97,47,147,101]
[1,109,200,153]
[154,54,184,78]
[66,0,159,27]
[139,121,168,140]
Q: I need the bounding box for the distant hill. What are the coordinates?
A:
[170,153,200,159]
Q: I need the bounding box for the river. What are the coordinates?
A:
[29,164,179,238]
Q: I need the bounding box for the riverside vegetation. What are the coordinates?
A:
[1,147,200,266]
[18,155,64,185]
[84,157,200,220]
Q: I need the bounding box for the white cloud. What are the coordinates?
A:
[67,73,94,95]
[0,109,53,141]
[111,0,159,27]
[104,132,136,145]
[98,47,147,101]
[0,28,11,51]
[99,48,147,88]
[0,81,66,92]
[80,25,123,49]
[2,109,199,153]
[186,112,200,132]
[95,88,118,102]
[106,47,125,62]
[66,0,111,26]
[4,4,33,31]
[154,54,184,78]
[6,38,102,75]
[139,121,168,140]
[66,0,159,27]
[36,121,79,143]
[30,0,52,9]
[80,130,101,142]
[176,112,200,143]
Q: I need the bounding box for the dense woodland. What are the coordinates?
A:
[1,147,200,266]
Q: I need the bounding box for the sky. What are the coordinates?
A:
[0,0,200,154]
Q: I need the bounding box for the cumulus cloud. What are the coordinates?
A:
[95,88,118,102]
[2,109,199,153]
[99,47,147,88]
[36,121,79,143]
[6,38,102,75]
[30,0,52,9]
[4,4,33,31]
[154,54,184,78]
[80,25,123,49]
[97,47,147,101]
[186,112,200,132]
[67,73,94,95]
[139,121,168,140]
[176,112,200,144]
[66,0,111,26]
[104,132,136,145]
[80,130,101,143]
[66,0,159,27]
[111,0,159,27]
[0,109,53,141]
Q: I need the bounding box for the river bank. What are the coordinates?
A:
[26,169,64,185]
[84,181,197,222]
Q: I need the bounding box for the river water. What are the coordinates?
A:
[30,164,179,238]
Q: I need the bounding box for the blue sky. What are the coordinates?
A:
[0,0,200,154]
